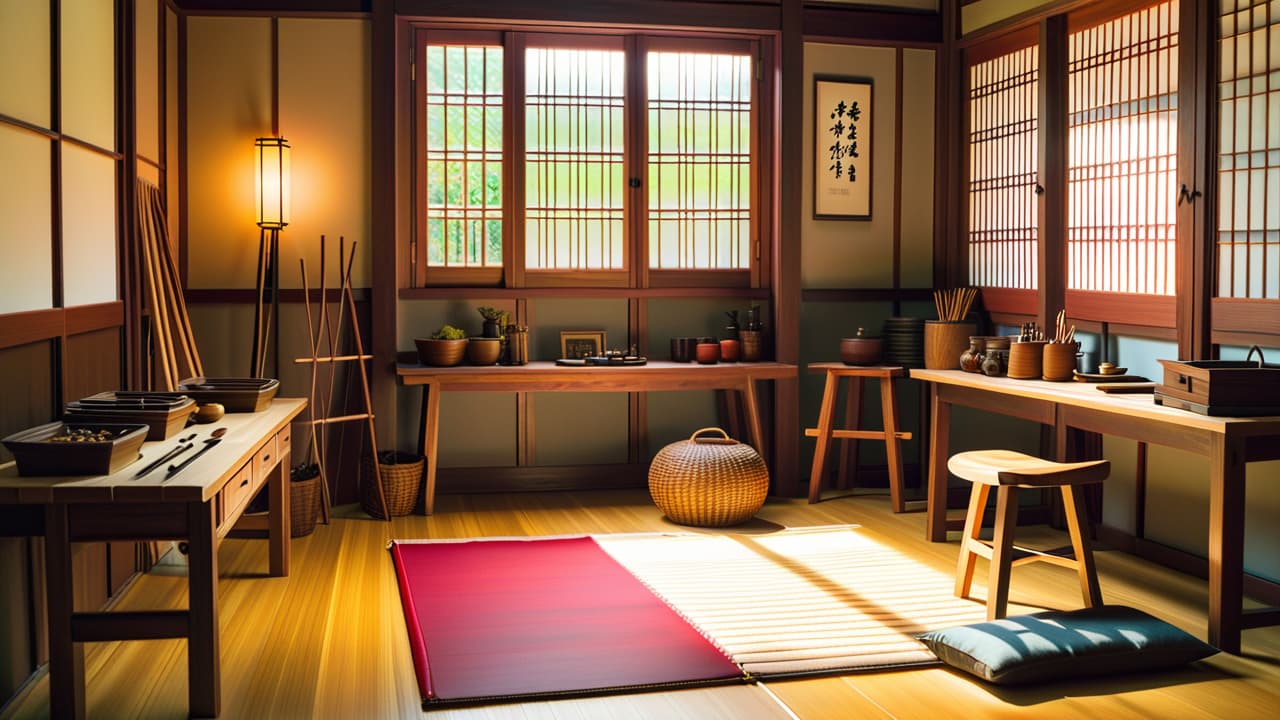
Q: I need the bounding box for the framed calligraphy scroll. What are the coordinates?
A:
[814,76,872,219]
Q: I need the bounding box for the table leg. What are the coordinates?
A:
[268,446,291,577]
[187,500,221,717]
[880,376,905,513]
[741,378,767,467]
[926,384,951,542]
[722,390,743,441]
[44,504,85,720]
[423,380,442,516]
[836,377,863,490]
[808,372,840,504]
[1208,433,1247,653]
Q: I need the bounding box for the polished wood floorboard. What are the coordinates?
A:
[3,489,1280,719]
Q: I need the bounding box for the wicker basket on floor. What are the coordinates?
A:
[360,452,423,519]
[648,427,769,527]
[290,472,320,537]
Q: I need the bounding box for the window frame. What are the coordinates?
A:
[960,1,1189,331]
[411,26,766,290]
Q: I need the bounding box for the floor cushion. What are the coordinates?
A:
[916,605,1217,685]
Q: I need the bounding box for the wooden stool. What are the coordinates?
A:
[805,363,912,511]
[950,449,1109,620]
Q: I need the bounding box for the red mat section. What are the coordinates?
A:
[390,537,743,707]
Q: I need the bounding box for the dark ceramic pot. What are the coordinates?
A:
[839,337,883,365]
[670,337,699,362]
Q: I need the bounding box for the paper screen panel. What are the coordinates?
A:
[967,44,1039,290]
[1067,0,1178,296]
[525,47,626,271]
[1217,0,1280,299]
[647,51,752,271]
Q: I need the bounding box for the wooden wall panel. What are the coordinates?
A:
[0,343,55,451]
[65,328,124,400]
[0,537,33,698]
[0,342,54,701]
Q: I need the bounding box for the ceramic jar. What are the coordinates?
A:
[960,337,986,373]
[981,349,1007,376]
[695,342,721,364]
[719,338,741,362]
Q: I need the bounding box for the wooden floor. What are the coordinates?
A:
[4,488,1280,719]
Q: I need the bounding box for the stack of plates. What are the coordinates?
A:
[883,317,924,368]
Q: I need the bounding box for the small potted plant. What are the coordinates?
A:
[415,324,469,366]
[477,307,509,338]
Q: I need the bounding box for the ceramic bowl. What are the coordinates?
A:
[415,338,468,367]
[466,337,502,365]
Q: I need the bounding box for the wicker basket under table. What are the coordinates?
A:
[360,452,423,519]
[648,427,769,527]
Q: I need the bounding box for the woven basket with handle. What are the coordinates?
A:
[360,452,423,519]
[648,427,769,527]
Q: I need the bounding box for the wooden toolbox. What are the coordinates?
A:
[1155,348,1280,416]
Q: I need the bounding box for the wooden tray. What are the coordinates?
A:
[176,377,280,412]
[1073,371,1148,383]
[2,421,148,476]
[65,393,196,440]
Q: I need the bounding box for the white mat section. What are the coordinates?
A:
[597,526,988,676]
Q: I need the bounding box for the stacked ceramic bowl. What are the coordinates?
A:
[883,317,925,367]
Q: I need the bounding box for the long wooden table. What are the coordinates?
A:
[911,368,1280,653]
[0,398,305,719]
[396,361,797,515]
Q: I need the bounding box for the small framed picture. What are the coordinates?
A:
[560,330,606,359]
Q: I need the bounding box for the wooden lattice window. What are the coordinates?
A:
[418,35,504,281]
[1067,0,1179,296]
[646,48,753,271]
[524,42,627,273]
[1217,0,1280,299]
[967,43,1039,290]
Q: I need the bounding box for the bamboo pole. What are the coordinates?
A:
[299,257,332,524]
[340,243,388,519]
[137,197,175,390]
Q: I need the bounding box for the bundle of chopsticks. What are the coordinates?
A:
[934,287,978,322]
[1051,309,1076,344]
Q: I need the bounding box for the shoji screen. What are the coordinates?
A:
[1067,0,1179,297]
[967,42,1040,291]
[1217,0,1280,299]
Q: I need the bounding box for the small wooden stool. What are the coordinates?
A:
[949,449,1109,620]
[805,363,912,511]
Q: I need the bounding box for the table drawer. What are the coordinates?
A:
[219,465,255,526]
[253,432,280,481]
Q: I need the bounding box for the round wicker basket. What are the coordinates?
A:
[360,452,423,519]
[648,427,769,527]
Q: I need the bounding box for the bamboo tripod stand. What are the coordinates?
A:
[295,236,388,521]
